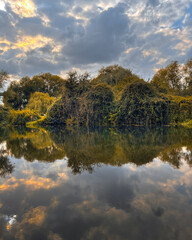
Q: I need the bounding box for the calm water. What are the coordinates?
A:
[0,126,192,240]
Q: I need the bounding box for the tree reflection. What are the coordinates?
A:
[48,126,192,173]
[0,149,14,177]
[6,128,66,162]
[3,126,192,174]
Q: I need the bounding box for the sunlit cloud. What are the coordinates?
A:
[0,35,56,53]
[126,2,146,19]
[0,160,70,192]
[22,206,46,226]
[125,48,135,54]
[14,206,47,239]
[156,58,167,65]
[0,177,19,191]
[98,0,122,11]
[0,175,62,191]
[41,14,50,27]
[174,37,192,56]
[20,176,59,190]
[5,0,37,18]
[0,0,192,78]
[153,68,160,72]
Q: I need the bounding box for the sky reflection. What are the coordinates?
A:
[0,127,192,239]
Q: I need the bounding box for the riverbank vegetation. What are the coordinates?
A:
[0,59,192,127]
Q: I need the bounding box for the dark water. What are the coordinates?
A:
[0,126,192,240]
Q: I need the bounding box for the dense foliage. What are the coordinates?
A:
[151,59,192,95]
[3,73,65,109]
[92,65,142,100]
[0,106,10,125]
[1,60,192,127]
[116,80,170,125]
[9,109,40,126]
[26,92,55,115]
[46,80,114,126]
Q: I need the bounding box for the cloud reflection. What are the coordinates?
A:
[0,127,192,239]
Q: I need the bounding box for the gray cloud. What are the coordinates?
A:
[64,3,130,64]
[0,0,192,78]
[0,10,17,41]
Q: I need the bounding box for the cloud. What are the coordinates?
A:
[64,3,130,64]
[0,0,192,78]
[21,206,46,226]
[5,0,37,18]
[1,150,192,239]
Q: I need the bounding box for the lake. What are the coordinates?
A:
[0,126,192,240]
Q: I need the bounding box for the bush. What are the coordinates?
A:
[0,106,10,126]
[168,95,192,124]
[46,96,73,125]
[117,81,170,125]
[46,83,114,126]
[10,109,40,126]
[84,83,114,126]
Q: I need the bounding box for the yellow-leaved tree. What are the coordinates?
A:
[26,92,56,115]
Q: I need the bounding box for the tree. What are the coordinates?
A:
[0,106,10,126]
[65,71,91,97]
[26,92,55,115]
[3,73,65,109]
[166,61,181,91]
[117,80,169,125]
[0,71,8,95]
[183,59,192,94]
[92,65,142,101]
[85,83,114,126]
[151,61,181,94]
[93,65,138,86]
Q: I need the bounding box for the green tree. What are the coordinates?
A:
[117,80,169,125]
[94,65,133,86]
[151,61,181,94]
[0,106,10,126]
[93,65,142,100]
[84,83,114,126]
[65,71,91,97]
[3,73,65,109]
[183,59,192,95]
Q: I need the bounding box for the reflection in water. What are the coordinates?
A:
[4,126,192,173]
[0,149,14,178]
[0,127,192,239]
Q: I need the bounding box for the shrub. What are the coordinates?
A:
[117,81,170,125]
[0,106,10,126]
[10,109,40,126]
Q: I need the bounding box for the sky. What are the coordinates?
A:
[0,0,192,80]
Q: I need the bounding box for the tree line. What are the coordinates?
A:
[0,59,192,127]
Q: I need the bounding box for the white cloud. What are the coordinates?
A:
[0,0,192,78]
[0,0,5,11]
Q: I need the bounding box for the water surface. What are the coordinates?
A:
[0,126,192,240]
